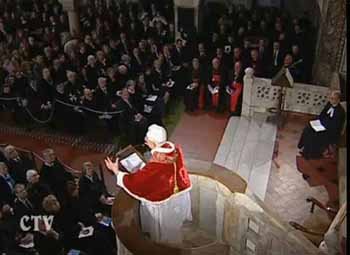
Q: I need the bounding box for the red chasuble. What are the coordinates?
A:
[211,72,221,108]
[119,143,192,203]
[229,82,243,112]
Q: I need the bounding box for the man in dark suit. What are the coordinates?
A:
[268,41,284,77]
[79,162,111,214]
[13,184,35,222]
[26,170,52,212]
[117,87,148,145]
[0,162,15,206]
[298,91,345,159]
[4,145,35,184]
[40,149,74,202]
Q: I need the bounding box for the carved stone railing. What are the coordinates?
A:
[242,68,330,117]
[112,165,322,255]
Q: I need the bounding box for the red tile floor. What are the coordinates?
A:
[170,111,229,162]
[264,113,331,225]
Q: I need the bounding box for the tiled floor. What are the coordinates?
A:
[170,111,229,162]
[264,113,330,225]
[171,111,332,228]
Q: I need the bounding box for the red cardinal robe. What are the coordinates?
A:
[210,71,221,108]
[116,143,192,203]
[229,81,243,112]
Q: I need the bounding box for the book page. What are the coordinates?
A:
[120,153,146,173]
[186,84,194,90]
[310,120,326,132]
[146,95,157,102]
[78,226,94,238]
[285,68,294,87]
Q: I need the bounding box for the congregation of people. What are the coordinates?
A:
[0,145,116,255]
[1,0,337,254]
[0,0,315,145]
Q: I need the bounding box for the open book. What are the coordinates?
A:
[78,226,94,238]
[120,153,146,173]
[226,87,233,95]
[146,95,158,102]
[99,216,112,227]
[208,84,219,95]
[113,145,147,173]
[285,68,294,88]
[186,83,196,90]
[310,120,326,132]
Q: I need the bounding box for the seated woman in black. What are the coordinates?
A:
[298,90,345,159]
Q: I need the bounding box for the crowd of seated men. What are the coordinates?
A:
[0,145,116,255]
[0,0,315,138]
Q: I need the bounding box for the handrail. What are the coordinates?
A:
[306,197,338,216]
[0,143,81,176]
[289,221,325,236]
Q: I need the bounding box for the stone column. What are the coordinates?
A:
[312,0,346,86]
[242,68,255,117]
[60,0,81,37]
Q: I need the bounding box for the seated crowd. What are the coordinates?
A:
[0,0,315,142]
[0,145,116,255]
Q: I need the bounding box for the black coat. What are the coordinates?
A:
[40,160,74,201]
[319,103,345,144]
[6,156,35,184]
[0,175,14,205]
[27,181,52,211]
[78,173,108,212]
[13,198,35,222]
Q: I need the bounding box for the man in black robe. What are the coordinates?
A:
[298,91,345,159]
[39,149,74,202]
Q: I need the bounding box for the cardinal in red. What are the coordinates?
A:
[105,124,192,244]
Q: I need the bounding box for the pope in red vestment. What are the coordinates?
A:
[105,124,192,245]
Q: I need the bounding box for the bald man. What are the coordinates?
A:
[298,91,345,159]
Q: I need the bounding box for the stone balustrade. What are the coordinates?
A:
[242,68,330,117]
[112,167,322,255]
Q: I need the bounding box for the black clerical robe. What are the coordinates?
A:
[40,160,74,201]
[298,102,345,159]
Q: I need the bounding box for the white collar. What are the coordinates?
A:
[151,142,175,155]
[327,107,335,117]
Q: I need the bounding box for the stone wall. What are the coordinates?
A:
[189,175,322,254]
[312,0,346,86]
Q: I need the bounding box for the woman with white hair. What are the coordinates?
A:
[105,124,192,245]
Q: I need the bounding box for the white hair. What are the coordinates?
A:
[26,169,38,182]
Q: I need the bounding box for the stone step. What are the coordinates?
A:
[213,113,277,201]
[213,117,240,167]
[236,117,262,181]
[182,224,230,254]
[248,120,277,201]
[224,117,250,171]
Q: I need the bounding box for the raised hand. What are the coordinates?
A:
[104,157,119,174]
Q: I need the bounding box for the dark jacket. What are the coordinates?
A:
[0,175,15,205]
[78,173,108,212]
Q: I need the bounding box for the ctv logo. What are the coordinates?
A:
[20,215,54,231]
